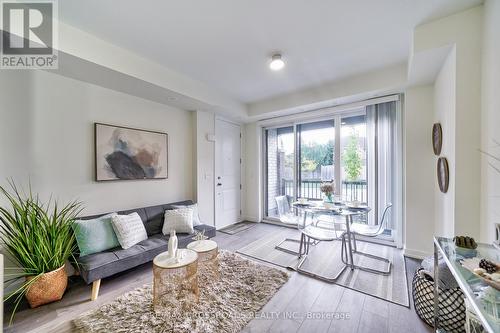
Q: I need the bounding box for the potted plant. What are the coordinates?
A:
[0,180,82,322]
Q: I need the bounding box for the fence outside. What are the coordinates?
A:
[281,179,368,202]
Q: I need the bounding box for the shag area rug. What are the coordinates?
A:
[73,251,289,333]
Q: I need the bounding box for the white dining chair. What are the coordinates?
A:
[341,203,393,275]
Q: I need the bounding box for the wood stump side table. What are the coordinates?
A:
[152,249,199,311]
[187,240,219,279]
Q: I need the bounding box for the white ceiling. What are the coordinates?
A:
[59,0,481,104]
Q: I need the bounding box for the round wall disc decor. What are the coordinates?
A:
[432,123,443,156]
[437,157,449,193]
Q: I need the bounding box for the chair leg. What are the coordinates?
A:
[341,233,347,264]
[91,279,101,301]
[350,235,392,275]
[299,233,304,257]
[297,234,347,282]
[275,237,318,255]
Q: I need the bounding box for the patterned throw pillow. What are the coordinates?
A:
[72,213,120,257]
[111,212,148,249]
[162,208,194,235]
[172,203,201,226]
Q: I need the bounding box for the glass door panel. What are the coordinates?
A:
[297,120,335,200]
[265,126,294,219]
[340,114,368,203]
[341,114,369,224]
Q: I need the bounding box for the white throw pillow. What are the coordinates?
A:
[111,212,148,249]
[172,203,201,226]
[163,208,194,235]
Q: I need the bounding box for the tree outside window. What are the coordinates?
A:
[343,132,362,181]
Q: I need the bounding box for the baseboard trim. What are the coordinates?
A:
[403,248,431,260]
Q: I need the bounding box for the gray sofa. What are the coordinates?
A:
[72,200,216,300]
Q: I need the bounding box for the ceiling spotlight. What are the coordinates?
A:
[269,54,285,71]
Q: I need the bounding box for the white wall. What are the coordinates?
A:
[480,0,500,243]
[0,71,33,184]
[0,70,194,216]
[433,48,456,238]
[194,111,215,226]
[404,85,436,258]
[413,6,483,240]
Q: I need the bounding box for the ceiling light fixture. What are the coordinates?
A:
[269,54,285,71]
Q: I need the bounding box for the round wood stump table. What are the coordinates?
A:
[152,248,199,311]
[187,240,219,279]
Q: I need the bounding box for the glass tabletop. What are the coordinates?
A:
[292,201,370,216]
[434,237,500,333]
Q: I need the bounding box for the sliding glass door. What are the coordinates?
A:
[263,100,399,243]
[265,126,294,219]
[297,120,335,200]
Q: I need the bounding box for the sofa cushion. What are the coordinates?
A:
[172,203,201,226]
[117,208,147,223]
[111,212,148,249]
[113,243,145,260]
[143,205,165,236]
[194,224,217,238]
[77,235,168,284]
[162,208,194,235]
[72,213,119,257]
[164,200,194,211]
[76,251,119,283]
[137,234,168,252]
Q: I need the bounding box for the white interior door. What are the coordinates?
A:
[215,118,241,229]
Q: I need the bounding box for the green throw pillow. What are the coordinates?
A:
[72,213,120,257]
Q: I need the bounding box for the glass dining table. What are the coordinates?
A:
[291,201,371,281]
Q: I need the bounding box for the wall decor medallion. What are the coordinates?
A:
[95,123,168,181]
[432,123,443,156]
[437,157,449,193]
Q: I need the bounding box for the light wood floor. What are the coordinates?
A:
[4,223,432,333]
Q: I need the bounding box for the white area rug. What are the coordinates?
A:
[73,251,289,333]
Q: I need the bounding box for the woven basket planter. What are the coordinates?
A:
[25,265,67,308]
[412,267,466,333]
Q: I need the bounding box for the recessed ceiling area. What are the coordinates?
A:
[59,0,481,104]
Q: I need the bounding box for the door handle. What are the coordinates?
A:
[217,183,222,186]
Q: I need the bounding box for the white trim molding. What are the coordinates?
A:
[404,248,432,260]
[257,94,400,127]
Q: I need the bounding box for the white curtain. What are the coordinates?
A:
[366,101,397,229]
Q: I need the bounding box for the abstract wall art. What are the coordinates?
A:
[95,123,168,181]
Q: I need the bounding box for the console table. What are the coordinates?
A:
[434,237,499,333]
